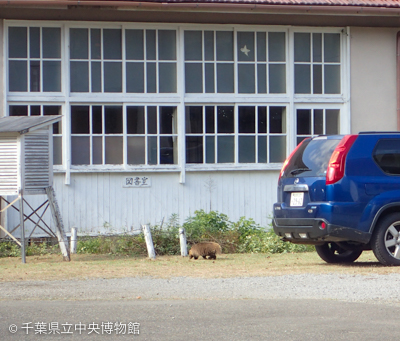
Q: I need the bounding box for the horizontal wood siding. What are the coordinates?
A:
[0,136,19,195]
[5,171,279,235]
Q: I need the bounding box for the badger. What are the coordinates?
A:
[189,242,222,260]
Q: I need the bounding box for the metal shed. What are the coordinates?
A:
[0,115,70,262]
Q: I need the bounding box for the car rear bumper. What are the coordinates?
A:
[272,218,371,244]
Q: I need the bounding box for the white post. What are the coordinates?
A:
[19,194,26,264]
[179,227,188,257]
[70,227,77,254]
[142,224,156,259]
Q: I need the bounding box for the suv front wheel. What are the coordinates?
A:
[315,243,363,263]
[372,213,400,266]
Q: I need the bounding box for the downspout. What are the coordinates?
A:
[397,31,400,130]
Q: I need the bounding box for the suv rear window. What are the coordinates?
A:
[282,137,341,178]
[373,139,400,175]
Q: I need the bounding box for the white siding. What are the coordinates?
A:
[6,171,279,235]
[0,135,18,195]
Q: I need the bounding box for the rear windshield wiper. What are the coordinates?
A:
[290,168,312,175]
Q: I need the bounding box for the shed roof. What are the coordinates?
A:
[0,116,61,134]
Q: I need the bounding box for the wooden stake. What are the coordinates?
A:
[179,228,188,257]
[142,224,156,260]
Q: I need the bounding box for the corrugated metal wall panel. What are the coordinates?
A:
[0,136,19,195]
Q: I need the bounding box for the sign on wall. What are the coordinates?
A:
[123,176,151,188]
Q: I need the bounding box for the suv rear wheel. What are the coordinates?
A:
[371,213,400,266]
[315,243,363,263]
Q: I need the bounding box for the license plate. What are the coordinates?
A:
[290,192,304,207]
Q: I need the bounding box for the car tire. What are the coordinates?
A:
[371,213,400,266]
[315,243,363,263]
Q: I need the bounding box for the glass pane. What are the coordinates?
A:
[30,106,41,116]
[270,107,285,133]
[70,61,89,92]
[237,32,254,61]
[30,27,40,58]
[205,63,215,93]
[206,106,215,133]
[53,136,62,165]
[217,106,234,133]
[71,106,89,134]
[91,29,101,59]
[9,105,28,116]
[294,64,311,94]
[186,136,203,163]
[105,106,123,134]
[126,62,144,93]
[70,28,88,59]
[92,106,102,134]
[185,106,203,133]
[103,29,122,60]
[43,61,61,92]
[147,106,157,134]
[239,106,255,133]
[257,64,266,93]
[105,137,123,164]
[268,32,285,62]
[148,136,158,165]
[204,31,214,61]
[324,65,340,94]
[184,31,202,61]
[72,137,90,165]
[91,61,101,92]
[146,30,156,60]
[185,63,202,93]
[238,64,255,94]
[127,136,146,164]
[127,106,145,134]
[258,136,267,163]
[104,62,122,92]
[217,136,234,163]
[256,32,266,61]
[43,106,61,134]
[147,62,156,93]
[258,106,267,133]
[216,63,234,93]
[43,28,61,58]
[206,136,215,163]
[126,29,144,60]
[313,64,322,94]
[160,107,176,134]
[269,136,286,162]
[160,136,175,164]
[324,33,340,63]
[314,109,324,135]
[9,27,27,58]
[269,64,286,94]
[294,33,310,62]
[239,136,255,163]
[92,136,102,164]
[326,109,340,134]
[216,31,233,61]
[158,30,176,60]
[30,61,40,92]
[159,63,177,93]
[9,61,27,91]
[297,109,311,135]
[313,33,322,62]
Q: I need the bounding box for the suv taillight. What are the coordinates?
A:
[279,138,310,180]
[326,135,358,185]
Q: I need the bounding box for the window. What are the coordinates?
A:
[294,33,341,94]
[184,30,286,94]
[9,104,62,165]
[71,105,178,166]
[373,139,400,175]
[185,105,286,164]
[69,28,177,93]
[8,26,61,92]
[296,108,340,144]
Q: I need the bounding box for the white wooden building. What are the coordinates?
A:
[0,0,399,236]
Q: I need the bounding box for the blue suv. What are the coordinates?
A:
[273,133,400,266]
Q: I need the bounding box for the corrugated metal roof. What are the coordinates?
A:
[0,116,61,134]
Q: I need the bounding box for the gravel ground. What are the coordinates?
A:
[1,273,400,305]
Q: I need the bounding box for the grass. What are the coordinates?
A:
[0,251,398,283]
